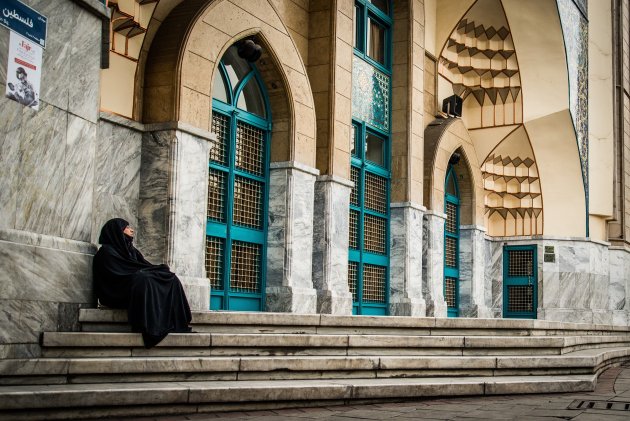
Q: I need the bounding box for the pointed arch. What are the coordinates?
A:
[424,118,485,227]
[142,0,316,167]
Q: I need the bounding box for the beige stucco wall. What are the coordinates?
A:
[588,0,614,236]
[525,110,586,236]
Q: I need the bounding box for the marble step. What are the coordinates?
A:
[78,309,630,336]
[0,374,597,420]
[2,347,629,386]
[40,331,630,357]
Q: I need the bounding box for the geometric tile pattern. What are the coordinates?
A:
[557,0,589,197]
[352,55,390,132]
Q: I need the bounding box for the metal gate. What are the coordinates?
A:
[503,245,537,319]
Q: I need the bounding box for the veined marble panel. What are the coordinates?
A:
[34,0,76,111]
[93,120,142,243]
[557,272,590,309]
[68,5,101,123]
[0,299,58,345]
[459,227,490,318]
[0,99,23,230]
[166,130,210,280]
[312,176,353,315]
[15,104,67,236]
[557,242,590,273]
[0,233,94,303]
[589,274,609,310]
[485,239,503,317]
[608,249,627,310]
[422,212,447,317]
[389,203,425,316]
[62,116,96,242]
[265,163,318,314]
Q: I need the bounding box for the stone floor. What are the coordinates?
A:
[107,364,630,420]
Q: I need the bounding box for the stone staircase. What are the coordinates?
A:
[1,310,630,420]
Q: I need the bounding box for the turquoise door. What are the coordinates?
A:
[207,45,271,311]
[444,165,459,317]
[503,245,537,319]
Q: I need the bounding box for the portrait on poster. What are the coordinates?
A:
[5,31,41,110]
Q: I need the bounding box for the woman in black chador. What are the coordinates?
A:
[93,218,192,347]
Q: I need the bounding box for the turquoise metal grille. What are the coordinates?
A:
[508,250,534,276]
[364,214,386,254]
[233,176,263,229]
[445,202,457,233]
[207,169,226,222]
[365,172,387,214]
[230,241,261,293]
[211,113,229,165]
[206,236,224,289]
[351,167,360,206]
[235,121,264,176]
[508,285,534,312]
[349,210,359,249]
[363,264,386,303]
[445,277,457,308]
[348,262,358,301]
[445,237,457,267]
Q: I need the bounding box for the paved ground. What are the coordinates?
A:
[117,364,630,421]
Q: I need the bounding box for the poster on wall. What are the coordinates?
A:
[5,31,41,109]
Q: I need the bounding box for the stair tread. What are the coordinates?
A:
[0,374,597,410]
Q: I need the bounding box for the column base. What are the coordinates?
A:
[266,286,317,314]
[179,276,210,311]
[317,289,353,315]
[389,297,426,317]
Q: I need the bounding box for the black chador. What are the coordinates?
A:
[93,218,192,347]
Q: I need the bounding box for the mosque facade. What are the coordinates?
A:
[1,0,629,358]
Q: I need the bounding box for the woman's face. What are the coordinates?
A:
[123,225,134,237]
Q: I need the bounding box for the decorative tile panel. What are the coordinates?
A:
[352,56,390,131]
[557,0,589,196]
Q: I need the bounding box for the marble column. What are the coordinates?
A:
[312,176,354,314]
[459,226,492,318]
[485,238,503,318]
[138,124,213,311]
[609,247,630,325]
[422,211,447,317]
[389,202,426,316]
[265,161,319,314]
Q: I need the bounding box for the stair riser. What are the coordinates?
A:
[0,367,600,386]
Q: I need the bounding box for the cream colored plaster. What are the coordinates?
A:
[589,215,607,242]
[424,0,437,56]
[100,53,136,116]
[437,74,453,109]
[435,0,475,56]
[524,110,586,236]
[176,0,316,167]
[502,0,569,123]
[426,119,485,225]
[488,125,533,161]
[588,0,614,218]
[469,125,520,163]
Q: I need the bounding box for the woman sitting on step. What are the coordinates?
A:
[93,218,192,347]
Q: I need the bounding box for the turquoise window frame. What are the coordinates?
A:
[350,121,391,315]
[353,0,393,74]
[502,245,538,319]
[350,0,392,316]
[208,59,272,312]
[444,165,460,318]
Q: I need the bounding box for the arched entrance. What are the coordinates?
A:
[207,45,272,311]
[444,161,460,317]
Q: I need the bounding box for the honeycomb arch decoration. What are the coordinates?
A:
[483,154,543,236]
[438,0,522,129]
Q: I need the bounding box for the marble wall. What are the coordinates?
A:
[484,237,630,325]
[390,203,426,316]
[459,226,492,318]
[138,126,212,311]
[0,0,112,357]
[265,162,319,314]
[312,176,354,315]
[422,211,448,317]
